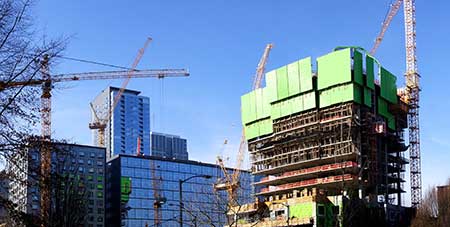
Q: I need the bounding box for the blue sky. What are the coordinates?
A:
[34,0,449,204]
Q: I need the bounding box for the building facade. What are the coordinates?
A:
[150,132,189,160]
[106,154,253,227]
[8,143,106,227]
[91,87,150,159]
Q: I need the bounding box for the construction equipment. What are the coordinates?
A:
[370,0,403,55]
[403,0,421,208]
[150,160,166,227]
[214,44,273,206]
[371,0,421,207]
[0,38,189,224]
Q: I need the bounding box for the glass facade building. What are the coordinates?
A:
[8,143,106,227]
[91,87,150,159]
[106,154,253,227]
[150,132,189,160]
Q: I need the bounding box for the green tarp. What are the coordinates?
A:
[364,87,372,107]
[288,61,301,96]
[299,57,313,92]
[266,70,278,103]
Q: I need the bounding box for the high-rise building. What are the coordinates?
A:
[8,143,106,227]
[105,154,253,227]
[232,47,410,226]
[0,170,9,224]
[150,132,189,160]
[91,87,150,159]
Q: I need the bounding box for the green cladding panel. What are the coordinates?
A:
[276,66,289,100]
[303,91,316,111]
[363,87,372,107]
[280,99,292,118]
[366,55,375,89]
[290,202,314,219]
[380,67,398,104]
[266,70,278,103]
[319,83,361,108]
[290,95,304,115]
[270,101,281,120]
[317,48,352,90]
[377,97,389,118]
[241,91,257,125]
[353,51,363,85]
[259,118,273,136]
[299,57,313,92]
[287,61,301,96]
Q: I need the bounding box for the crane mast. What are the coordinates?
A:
[403,0,421,207]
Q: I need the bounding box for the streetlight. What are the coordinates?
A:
[271,202,290,227]
[179,174,212,227]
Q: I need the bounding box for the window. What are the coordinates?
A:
[79,152,85,157]
[90,153,95,158]
[97,161,103,166]
[89,168,94,173]
[79,159,84,165]
[97,176,103,182]
[88,160,93,165]
[78,167,84,173]
[97,192,103,198]
[318,204,325,216]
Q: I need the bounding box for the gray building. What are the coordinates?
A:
[91,87,150,159]
[106,154,253,227]
[8,143,106,227]
[150,132,189,160]
[0,170,9,223]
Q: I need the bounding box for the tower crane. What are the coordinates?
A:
[370,0,421,207]
[214,44,273,206]
[0,38,189,224]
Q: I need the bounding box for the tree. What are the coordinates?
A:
[411,178,450,227]
[0,0,65,224]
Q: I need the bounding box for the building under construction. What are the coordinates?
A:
[230,47,412,226]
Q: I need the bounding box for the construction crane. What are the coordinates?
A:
[149,160,166,227]
[370,0,421,207]
[0,38,189,224]
[214,44,273,206]
[370,0,403,55]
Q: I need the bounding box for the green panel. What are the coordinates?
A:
[241,91,257,125]
[317,48,352,90]
[261,88,271,118]
[377,97,389,118]
[380,67,398,104]
[276,66,289,100]
[266,70,278,103]
[255,88,264,119]
[270,102,281,120]
[353,84,362,104]
[353,50,363,85]
[259,118,273,136]
[320,83,360,108]
[387,115,396,130]
[366,55,375,89]
[299,57,313,92]
[287,61,300,96]
[290,202,314,219]
[363,87,372,107]
[244,122,259,140]
[280,100,291,118]
[303,91,316,110]
[291,95,304,115]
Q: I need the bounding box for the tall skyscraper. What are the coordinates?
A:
[91,87,150,159]
[150,132,189,160]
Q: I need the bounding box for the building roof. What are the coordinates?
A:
[108,86,141,95]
